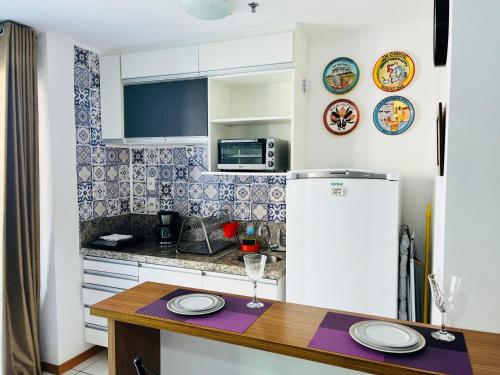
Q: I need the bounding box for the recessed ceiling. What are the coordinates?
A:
[1,0,433,52]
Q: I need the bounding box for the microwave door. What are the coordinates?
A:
[218,140,266,170]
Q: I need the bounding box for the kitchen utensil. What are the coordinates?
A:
[428,274,461,342]
[223,221,239,238]
[243,254,267,309]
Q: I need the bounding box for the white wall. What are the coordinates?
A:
[432,0,500,333]
[305,20,436,284]
[38,32,90,365]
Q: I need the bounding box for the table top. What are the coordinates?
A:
[91,282,500,375]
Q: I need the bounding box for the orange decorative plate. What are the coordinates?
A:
[373,51,415,92]
[323,99,360,136]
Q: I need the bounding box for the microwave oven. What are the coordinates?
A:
[217,138,289,171]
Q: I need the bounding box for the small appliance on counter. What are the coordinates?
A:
[87,233,143,250]
[239,221,260,253]
[217,138,288,171]
[155,210,179,245]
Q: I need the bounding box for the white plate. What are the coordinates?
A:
[355,321,420,348]
[167,295,225,316]
[172,294,221,312]
[349,322,426,354]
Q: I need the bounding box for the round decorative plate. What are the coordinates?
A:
[373,51,415,92]
[373,96,415,135]
[323,99,360,135]
[323,57,360,94]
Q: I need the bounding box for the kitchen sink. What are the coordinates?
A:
[237,254,282,264]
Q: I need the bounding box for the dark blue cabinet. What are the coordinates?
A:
[124,78,208,139]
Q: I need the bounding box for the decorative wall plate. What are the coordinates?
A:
[323,57,359,94]
[373,51,415,92]
[323,99,360,135]
[373,96,415,135]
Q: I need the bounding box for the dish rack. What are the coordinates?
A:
[176,210,238,255]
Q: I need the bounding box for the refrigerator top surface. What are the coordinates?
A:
[286,169,399,181]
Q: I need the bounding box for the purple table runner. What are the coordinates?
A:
[136,288,271,334]
[308,312,472,375]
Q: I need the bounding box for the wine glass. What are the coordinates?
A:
[428,274,462,342]
[243,254,267,309]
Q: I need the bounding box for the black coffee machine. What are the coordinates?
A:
[155,211,179,245]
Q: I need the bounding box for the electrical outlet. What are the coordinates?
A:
[146,177,155,191]
[186,145,194,154]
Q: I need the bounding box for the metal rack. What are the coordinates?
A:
[176,210,238,255]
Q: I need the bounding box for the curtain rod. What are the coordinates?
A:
[0,20,36,34]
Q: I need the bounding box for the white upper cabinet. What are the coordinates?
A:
[100,54,123,140]
[121,45,199,80]
[199,32,295,73]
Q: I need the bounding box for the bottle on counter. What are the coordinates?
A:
[240,221,260,253]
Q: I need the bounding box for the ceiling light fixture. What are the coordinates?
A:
[179,0,235,20]
[248,2,259,13]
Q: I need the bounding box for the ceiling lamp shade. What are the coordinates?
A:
[180,0,235,20]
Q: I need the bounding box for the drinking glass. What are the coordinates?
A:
[428,274,461,342]
[243,254,267,309]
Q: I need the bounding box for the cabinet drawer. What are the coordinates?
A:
[139,263,203,289]
[83,256,138,277]
[84,270,138,289]
[82,284,123,306]
[202,272,279,300]
[85,324,108,347]
[84,307,108,327]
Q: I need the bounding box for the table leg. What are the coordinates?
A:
[107,319,160,375]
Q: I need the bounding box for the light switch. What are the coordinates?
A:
[146,177,156,191]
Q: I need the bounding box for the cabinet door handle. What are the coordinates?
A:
[82,283,124,294]
[139,263,203,275]
[85,323,108,332]
[84,269,138,281]
[83,256,137,267]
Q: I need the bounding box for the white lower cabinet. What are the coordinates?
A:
[138,263,203,288]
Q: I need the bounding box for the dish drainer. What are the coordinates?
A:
[176,210,238,255]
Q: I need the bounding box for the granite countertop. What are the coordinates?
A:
[80,238,286,280]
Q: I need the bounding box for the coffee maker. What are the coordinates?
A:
[155,211,179,245]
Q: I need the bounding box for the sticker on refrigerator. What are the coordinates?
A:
[330,182,344,196]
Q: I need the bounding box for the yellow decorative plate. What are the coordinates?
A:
[373,51,415,92]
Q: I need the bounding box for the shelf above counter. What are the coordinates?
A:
[210,116,291,126]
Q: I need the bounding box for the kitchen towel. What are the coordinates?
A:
[136,288,271,334]
[308,312,472,375]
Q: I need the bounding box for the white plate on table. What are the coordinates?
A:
[349,321,426,354]
[167,294,225,316]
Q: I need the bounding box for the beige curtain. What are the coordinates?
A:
[1,21,41,374]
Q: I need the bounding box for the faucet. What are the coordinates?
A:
[258,224,278,255]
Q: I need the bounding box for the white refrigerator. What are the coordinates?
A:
[286,169,400,318]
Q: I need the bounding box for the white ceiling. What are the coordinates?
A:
[1,0,432,52]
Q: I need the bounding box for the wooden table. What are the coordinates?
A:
[91,282,500,375]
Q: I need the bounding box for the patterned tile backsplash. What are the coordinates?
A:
[73,46,286,223]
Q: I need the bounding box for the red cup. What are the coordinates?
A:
[223,221,239,238]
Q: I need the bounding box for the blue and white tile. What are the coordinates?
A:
[234,202,251,221]
[90,72,100,90]
[76,145,91,165]
[174,166,188,182]
[202,174,219,184]
[93,200,107,218]
[268,175,286,186]
[74,64,90,88]
[76,126,90,145]
[89,107,101,129]
[74,86,90,107]
[203,183,219,201]
[132,165,146,182]
[119,181,130,198]
[173,182,188,200]
[107,182,119,199]
[160,182,174,198]
[252,204,268,221]
[75,105,90,127]
[159,165,173,181]
[92,182,107,201]
[173,147,188,166]
[120,199,130,214]
[250,184,269,203]
[202,200,220,217]
[89,51,99,73]
[77,182,93,202]
[268,203,286,222]
[118,164,129,181]
[188,165,204,183]
[235,175,254,184]
[91,146,106,165]
[173,200,189,216]
[189,200,203,216]
[118,148,130,164]
[268,184,285,203]
[254,176,268,184]
[147,197,158,214]
[219,175,236,184]
[77,165,92,183]
[159,148,173,165]
[235,184,250,201]
[144,148,159,165]
[79,201,93,220]
[107,199,120,216]
[219,201,234,218]
[146,165,158,179]
[188,183,203,200]
[74,46,89,66]
[90,126,102,146]
[106,148,119,165]
[133,182,146,197]
[133,197,146,214]
[132,148,145,164]
[146,182,158,197]
[218,183,235,201]
[105,165,119,182]
[159,198,174,211]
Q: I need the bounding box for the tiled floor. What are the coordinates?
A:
[42,349,109,375]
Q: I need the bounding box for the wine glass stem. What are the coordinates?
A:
[441,311,447,333]
[253,281,258,304]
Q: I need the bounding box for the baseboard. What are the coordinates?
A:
[41,345,104,374]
